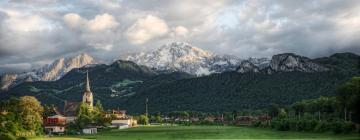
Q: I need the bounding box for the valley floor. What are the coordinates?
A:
[31,125,360,140]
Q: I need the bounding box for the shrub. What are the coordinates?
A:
[331,120,355,134]
[314,121,331,132]
[342,121,355,134]
[0,133,16,140]
[271,118,290,131]
[304,119,317,131]
[332,120,344,134]
[288,119,298,131]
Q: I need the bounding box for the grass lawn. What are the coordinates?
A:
[31,125,360,140]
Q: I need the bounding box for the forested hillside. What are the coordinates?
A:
[1,53,358,114]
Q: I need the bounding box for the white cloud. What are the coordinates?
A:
[125,15,169,45]
[62,13,120,51]
[63,13,87,29]
[63,13,119,32]
[2,9,57,32]
[173,26,189,37]
[87,13,119,32]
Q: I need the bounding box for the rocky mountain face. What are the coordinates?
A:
[269,53,329,72]
[124,42,269,76]
[0,53,96,90]
[236,53,329,74]
[38,53,96,81]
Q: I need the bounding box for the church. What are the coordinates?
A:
[44,70,136,134]
[63,71,94,123]
[43,71,94,133]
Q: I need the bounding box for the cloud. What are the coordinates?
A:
[87,13,119,32]
[62,13,120,51]
[63,13,87,29]
[63,13,119,32]
[172,26,189,37]
[1,9,58,32]
[125,15,169,45]
[0,0,360,74]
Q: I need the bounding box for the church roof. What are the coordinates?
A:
[63,101,80,117]
[85,70,91,92]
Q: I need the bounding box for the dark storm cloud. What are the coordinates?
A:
[0,0,359,74]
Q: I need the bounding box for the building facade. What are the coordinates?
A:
[43,114,66,134]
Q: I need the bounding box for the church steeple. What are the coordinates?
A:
[83,70,93,108]
[85,70,91,92]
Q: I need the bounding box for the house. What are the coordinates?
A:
[111,117,137,128]
[82,125,97,134]
[234,116,255,125]
[106,109,137,128]
[106,109,126,119]
[43,114,66,134]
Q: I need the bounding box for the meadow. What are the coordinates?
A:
[31,125,360,140]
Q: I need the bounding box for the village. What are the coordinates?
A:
[42,71,137,135]
[41,72,273,135]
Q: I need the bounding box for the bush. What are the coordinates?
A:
[304,119,317,131]
[332,120,344,134]
[331,120,355,134]
[288,119,298,131]
[271,118,290,131]
[314,121,331,132]
[0,133,16,140]
[342,121,355,134]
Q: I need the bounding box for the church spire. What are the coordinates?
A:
[83,70,94,108]
[86,70,91,92]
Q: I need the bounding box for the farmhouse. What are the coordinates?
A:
[43,114,66,134]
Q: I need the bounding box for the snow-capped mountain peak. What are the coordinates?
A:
[124,42,243,75]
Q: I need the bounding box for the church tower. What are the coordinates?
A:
[82,70,93,108]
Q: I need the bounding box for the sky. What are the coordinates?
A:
[0,0,360,74]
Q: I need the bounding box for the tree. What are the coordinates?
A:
[336,77,360,122]
[180,111,189,120]
[268,104,280,118]
[138,115,149,125]
[292,101,305,119]
[232,110,237,121]
[18,96,44,135]
[155,112,162,123]
[0,96,44,136]
[93,100,111,126]
[76,103,93,129]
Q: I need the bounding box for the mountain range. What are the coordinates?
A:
[0,53,96,90]
[124,42,270,75]
[0,42,359,113]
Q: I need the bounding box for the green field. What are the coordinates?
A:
[31,125,360,140]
